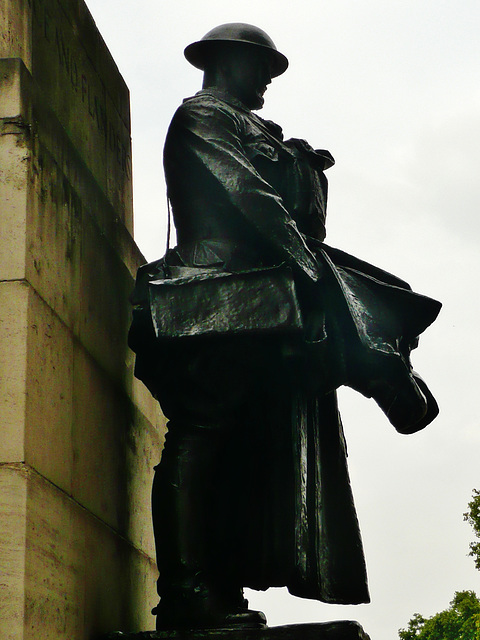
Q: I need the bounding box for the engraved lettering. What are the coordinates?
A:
[87,88,95,118]
[70,59,79,91]
[94,96,107,136]
[29,0,132,177]
[55,27,71,75]
[43,7,52,42]
[27,0,41,26]
[81,74,88,104]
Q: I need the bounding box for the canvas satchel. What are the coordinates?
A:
[148,265,304,339]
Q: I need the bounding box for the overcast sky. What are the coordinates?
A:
[84,1,480,637]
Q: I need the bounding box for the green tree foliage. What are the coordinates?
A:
[464,488,480,571]
[398,591,480,639]
[399,489,480,639]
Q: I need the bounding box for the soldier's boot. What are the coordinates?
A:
[151,420,267,630]
[348,351,439,434]
[367,369,438,434]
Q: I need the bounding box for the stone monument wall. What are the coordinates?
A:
[0,2,166,638]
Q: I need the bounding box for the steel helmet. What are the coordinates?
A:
[184,23,289,77]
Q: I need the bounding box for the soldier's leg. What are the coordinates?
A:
[150,336,268,630]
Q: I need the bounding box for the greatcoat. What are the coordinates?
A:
[129,88,441,605]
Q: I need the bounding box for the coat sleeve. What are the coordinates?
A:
[164,98,321,283]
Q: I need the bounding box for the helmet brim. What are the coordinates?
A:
[184,39,289,78]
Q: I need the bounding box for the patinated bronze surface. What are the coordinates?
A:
[129,22,441,633]
[104,620,371,639]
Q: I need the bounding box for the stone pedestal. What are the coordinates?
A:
[0,1,166,639]
[102,622,371,640]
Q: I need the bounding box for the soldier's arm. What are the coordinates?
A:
[164,98,320,283]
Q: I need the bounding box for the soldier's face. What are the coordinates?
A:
[224,48,273,110]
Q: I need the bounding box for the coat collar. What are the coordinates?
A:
[192,87,252,113]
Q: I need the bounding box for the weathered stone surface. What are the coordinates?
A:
[0,64,29,282]
[0,464,159,640]
[0,54,166,447]
[0,281,29,463]
[22,464,85,640]
[124,408,163,558]
[0,0,133,230]
[129,368,166,437]
[84,515,158,637]
[0,5,167,637]
[0,465,28,640]
[24,287,74,492]
[101,622,371,640]
[71,342,163,551]
[72,343,130,529]
[0,58,134,382]
[0,55,165,490]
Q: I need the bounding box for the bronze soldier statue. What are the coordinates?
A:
[129,23,441,631]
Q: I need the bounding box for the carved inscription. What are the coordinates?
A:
[26,0,132,179]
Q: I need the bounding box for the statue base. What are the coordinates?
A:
[102,621,371,640]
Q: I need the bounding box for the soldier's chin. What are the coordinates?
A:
[252,94,265,110]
